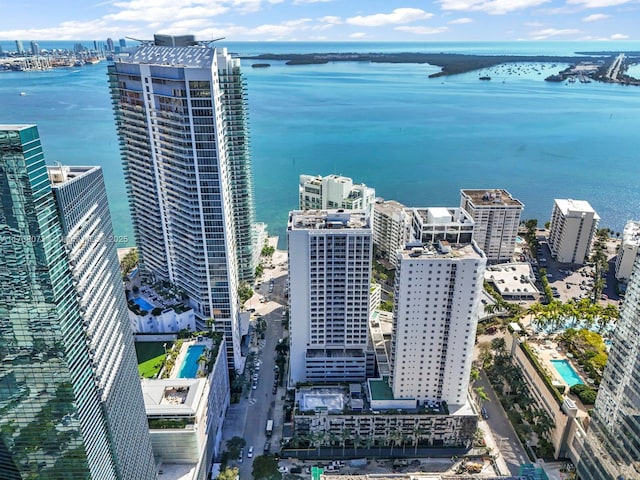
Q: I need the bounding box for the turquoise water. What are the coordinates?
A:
[2,41,640,248]
[177,345,206,378]
[133,297,154,311]
[516,236,524,243]
[551,359,584,386]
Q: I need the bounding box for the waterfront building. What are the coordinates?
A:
[29,41,39,56]
[460,189,524,263]
[484,263,539,300]
[0,126,155,479]
[389,240,486,407]
[109,34,259,370]
[614,220,640,283]
[288,210,373,384]
[372,199,410,268]
[299,174,375,214]
[548,199,599,265]
[142,335,229,480]
[106,38,114,52]
[119,38,127,49]
[14,40,24,54]
[577,256,640,479]
[410,207,474,245]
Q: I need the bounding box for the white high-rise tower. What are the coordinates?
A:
[108,34,257,370]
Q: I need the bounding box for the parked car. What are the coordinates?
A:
[238,449,244,463]
[247,446,254,458]
[481,407,489,419]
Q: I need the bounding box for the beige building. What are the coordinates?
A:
[548,199,599,265]
[460,189,524,263]
[615,220,640,283]
[372,199,410,267]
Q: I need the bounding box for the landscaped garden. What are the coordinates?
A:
[135,341,172,378]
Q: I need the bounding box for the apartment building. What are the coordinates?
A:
[299,174,376,213]
[548,199,599,265]
[372,199,410,267]
[614,220,640,283]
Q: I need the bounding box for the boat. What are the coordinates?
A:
[479,76,491,81]
[19,92,26,96]
[251,63,271,68]
[85,57,100,65]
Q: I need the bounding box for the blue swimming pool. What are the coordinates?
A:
[178,345,206,378]
[133,297,154,311]
[551,359,583,386]
[516,236,524,243]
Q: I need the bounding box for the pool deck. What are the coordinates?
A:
[528,340,589,389]
[170,339,213,379]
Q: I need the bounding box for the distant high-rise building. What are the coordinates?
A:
[299,174,375,214]
[108,34,257,370]
[106,37,114,52]
[548,198,599,265]
[390,239,486,407]
[577,255,640,479]
[0,126,156,479]
[15,40,24,54]
[119,38,127,49]
[460,189,523,263]
[93,40,98,51]
[288,210,373,384]
[614,220,640,283]
[29,40,39,56]
[372,199,410,267]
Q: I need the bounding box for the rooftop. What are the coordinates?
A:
[0,124,35,131]
[368,377,395,401]
[485,262,539,298]
[413,207,474,226]
[622,220,640,245]
[461,189,524,207]
[554,198,599,217]
[124,44,216,68]
[289,209,370,231]
[47,165,99,186]
[399,241,484,261]
[374,199,408,216]
[141,378,207,417]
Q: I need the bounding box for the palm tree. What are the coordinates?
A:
[353,434,363,457]
[341,428,352,457]
[413,427,426,455]
[388,429,403,457]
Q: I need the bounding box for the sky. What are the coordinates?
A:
[0,0,638,42]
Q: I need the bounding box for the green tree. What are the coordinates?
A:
[238,282,254,305]
[226,436,246,459]
[217,467,239,480]
[252,455,282,480]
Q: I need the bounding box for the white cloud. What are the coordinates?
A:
[349,32,367,39]
[610,33,629,39]
[395,25,448,34]
[583,13,610,21]
[439,0,551,14]
[529,27,581,39]
[346,8,433,27]
[293,0,333,4]
[448,17,474,23]
[319,15,342,24]
[567,0,633,7]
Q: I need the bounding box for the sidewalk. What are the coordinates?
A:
[477,417,510,475]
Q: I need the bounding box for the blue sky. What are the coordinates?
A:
[0,0,637,41]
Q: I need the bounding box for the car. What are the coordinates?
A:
[252,373,259,381]
[238,449,244,463]
[281,310,287,317]
[481,407,489,419]
[264,441,271,454]
[248,308,256,313]
[272,387,277,394]
[252,382,258,390]
[247,446,254,458]
[278,467,288,473]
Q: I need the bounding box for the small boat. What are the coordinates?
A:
[479,76,491,81]
[19,92,26,96]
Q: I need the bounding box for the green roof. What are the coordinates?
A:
[368,376,394,401]
[311,467,324,480]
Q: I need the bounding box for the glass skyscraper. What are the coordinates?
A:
[0,126,155,479]
[108,34,257,370]
[577,254,640,479]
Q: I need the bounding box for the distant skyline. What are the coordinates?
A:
[0,0,638,43]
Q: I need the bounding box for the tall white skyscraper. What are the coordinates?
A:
[614,220,640,283]
[460,189,523,263]
[48,164,157,479]
[109,34,257,370]
[288,210,373,384]
[390,239,486,407]
[548,198,599,265]
[0,126,155,479]
[577,255,640,479]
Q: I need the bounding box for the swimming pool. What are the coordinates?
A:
[133,297,154,311]
[515,236,524,243]
[551,359,583,386]
[177,345,206,378]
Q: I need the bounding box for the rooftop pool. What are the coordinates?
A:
[133,297,154,311]
[177,344,206,378]
[551,359,583,386]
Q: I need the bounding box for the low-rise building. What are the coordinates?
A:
[299,174,375,213]
[615,220,640,283]
[484,263,539,300]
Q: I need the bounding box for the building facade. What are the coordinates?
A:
[288,210,373,384]
[410,207,475,246]
[390,240,486,407]
[372,200,410,268]
[299,174,375,214]
[615,220,640,283]
[0,126,155,479]
[460,189,523,263]
[577,255,640,480]
[548,199,599,265]
[109,34,258,370]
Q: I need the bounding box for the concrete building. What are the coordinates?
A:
[299,174,375,214]
[142,335,229,480]
[548,199,599,265]
[108,34,259,371]
[410,207,475,246]
[389,241,486,408]
[288,210,373,384]
[577,257,640,480]
[484,263,539,300]
[372,199,410,267]
[460,189,524,263]
[615,220,640,283]
[0,126,155,479]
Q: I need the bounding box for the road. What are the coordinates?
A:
[605,53,625,82]
[475,371,529,475]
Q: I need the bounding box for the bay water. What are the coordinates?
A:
[1,41,639,247]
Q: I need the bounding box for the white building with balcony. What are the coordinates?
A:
[548,199,599,265]
[299,174,375,214]
[615,220,640,283]
[372,199,410,267]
